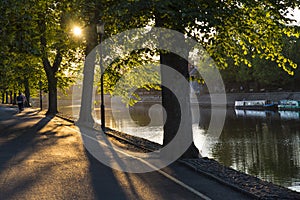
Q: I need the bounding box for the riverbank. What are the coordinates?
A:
[55,111,300,199]
[197,91,300,107]
[134,91,300,107]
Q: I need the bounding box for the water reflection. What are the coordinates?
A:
[235,109,277,119]
[107,101,165,144]
[213,108,300,190]
[279,111,300,120]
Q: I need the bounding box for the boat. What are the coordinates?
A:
[234,100,277,110]
[288,182,300,193]
[278,100,300,111]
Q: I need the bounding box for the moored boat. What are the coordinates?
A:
[278,100,300,111]
[234,100,277,110]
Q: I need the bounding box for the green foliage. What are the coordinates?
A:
[0,0,85,108]
[1,0,300,108]
[101,48,160,106]
[82,0,300,89]
[205,2,300,75]
[221,35,300,91]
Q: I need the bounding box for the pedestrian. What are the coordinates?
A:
[189,63,201,95]
[17,92,25,112]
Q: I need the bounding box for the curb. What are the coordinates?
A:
[178,160,259,199]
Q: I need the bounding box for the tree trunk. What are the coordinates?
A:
[161,52,199,159]
[78,53,96,125]
[44,66,58,115]
[9,91,13,104]
[13,92,17,105]
[1,91,4,104]
[42,52,60,115]
[78,24,98,126]
[5,91,9,104]
[24,78,31,107]
[155,13,199,159]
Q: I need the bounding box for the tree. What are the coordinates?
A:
[34,1,85,115]
[0,0,85,114]
[282,34,300,90]
[220,32,300,92]
[78,0,300,158]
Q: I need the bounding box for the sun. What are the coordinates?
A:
[73,26,82,37]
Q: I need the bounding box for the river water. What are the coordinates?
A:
[32,96,300,192]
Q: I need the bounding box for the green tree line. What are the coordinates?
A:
[221,36,300,92]
[0,0,84,112]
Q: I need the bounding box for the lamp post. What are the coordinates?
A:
[96,21,105,131]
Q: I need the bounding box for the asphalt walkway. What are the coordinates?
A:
[0,105,252,200]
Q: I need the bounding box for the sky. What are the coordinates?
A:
[287,7,300,25]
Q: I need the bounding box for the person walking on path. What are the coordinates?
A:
[188,63,201,95]
[16,92,26,112]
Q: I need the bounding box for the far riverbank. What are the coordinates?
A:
[197,91,300,107]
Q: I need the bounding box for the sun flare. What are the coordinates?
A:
[73,26,82,36]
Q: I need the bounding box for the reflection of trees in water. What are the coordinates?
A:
[129,103,152,126]
[211,115,300,186]
[198,108,211,131]
[129,102,164,127]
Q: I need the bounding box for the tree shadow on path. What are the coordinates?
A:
[0,109,54,170]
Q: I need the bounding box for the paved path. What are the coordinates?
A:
[0,105,252,200]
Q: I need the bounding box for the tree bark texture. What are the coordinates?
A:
[160,52,199,159]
